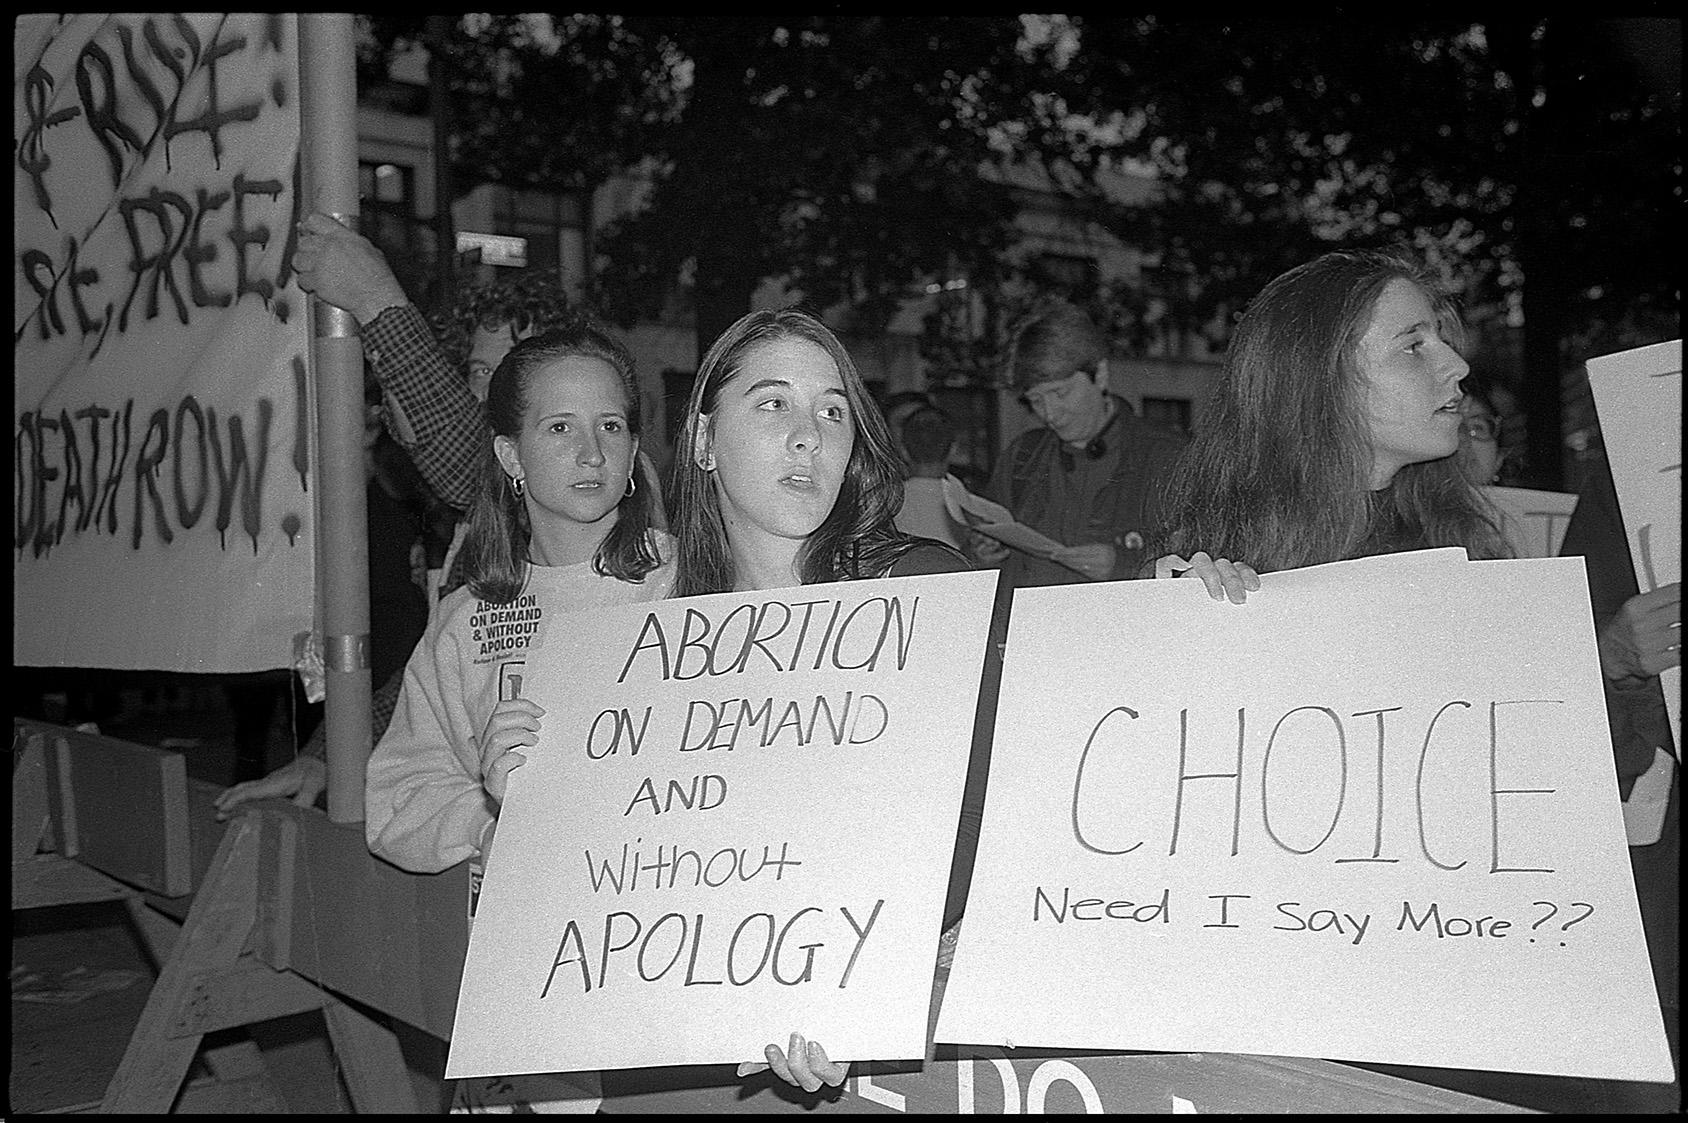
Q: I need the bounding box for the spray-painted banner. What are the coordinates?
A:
[14,14,311,671]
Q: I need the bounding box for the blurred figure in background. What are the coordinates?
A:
[882,388,937,472]
[976,302,1187,585]
[895,405,966,548]
[1455,379,1508,487]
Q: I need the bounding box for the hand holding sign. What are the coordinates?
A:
[736,1032,849,1093]
[1585,339,1681,755]
[478,698,544,807]
[1597,582,1682,686]
[1153,551,1262,602]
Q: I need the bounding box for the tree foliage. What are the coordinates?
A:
[1054,17,1678,485]
[356,15,1678,458]
[357,16,1090,358]
[1057,18,1677,350]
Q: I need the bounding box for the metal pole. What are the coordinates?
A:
[299,13,372,823]
[427,14,457,309]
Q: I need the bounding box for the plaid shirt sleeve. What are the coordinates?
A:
[361,304,488,512]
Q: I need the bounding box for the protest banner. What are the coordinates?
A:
[936,550,1672,1082]
[1481,486,1578,559]
[1585,339,1681,756]
[446,569,1000,1078]
[14,14,311,671]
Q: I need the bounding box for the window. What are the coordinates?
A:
[1141,396,1192,434]
[359,161,415,214]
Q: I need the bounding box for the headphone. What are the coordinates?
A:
[1055,392,1119,471]
[1057,435,1109,472]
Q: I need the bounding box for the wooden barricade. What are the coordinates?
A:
[12,718,1544,1113]
[11,718,464,1113]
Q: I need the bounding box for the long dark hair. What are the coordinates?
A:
[670,308,912,596]
[1156,247,1508,571]
[461,320,662,604]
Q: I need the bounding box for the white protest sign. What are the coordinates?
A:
[1481,486,1578,560]
[1585,339,1681,755]
[937,551,1671,1083]
[447,569,1000,1078]
[14,14,311,671]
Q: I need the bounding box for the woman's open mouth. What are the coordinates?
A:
[781,472,818,492]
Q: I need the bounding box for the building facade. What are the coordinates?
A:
[353,56,1224,485]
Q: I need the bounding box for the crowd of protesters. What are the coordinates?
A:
[23,214,1676,1107]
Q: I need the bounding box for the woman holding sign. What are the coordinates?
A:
[365,321,675,874]
[1152,246,1508,591]
[672,307,970,594]
[671,307,971,1093]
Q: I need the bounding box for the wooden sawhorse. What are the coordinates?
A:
[13,719,468,1113]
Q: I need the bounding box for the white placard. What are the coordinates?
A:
[1585,339,1681,755]
[937,551,1671,1083]
[448,569,999,1077]
[1481,486,1578,560]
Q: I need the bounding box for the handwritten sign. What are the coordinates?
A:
[1481,486,1578,559]
[14,14,310,671]
[1585,339,1682,755]
[446,569,1000,1078]
[937,551,1671,1083]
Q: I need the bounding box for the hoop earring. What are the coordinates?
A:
[625,471,637,497]
[508,475,525,499]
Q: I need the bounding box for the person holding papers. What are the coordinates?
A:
[670,307,970,1094]
[893,405,967,548]
[1151,247,1509,595]
[365,322,675,873]
[972,302,1187,585]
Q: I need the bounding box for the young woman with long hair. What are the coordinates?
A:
[1155,247,1509,597]
[365,320,674,874]
[671,307,971,1094]
[672,307,967,594]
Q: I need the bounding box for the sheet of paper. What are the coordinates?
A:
[937,551,1671,1083]
[1480,486,1579,560]
[1585,339,1681,757]
[942,475,1065,558]
[447,569,999,1078]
